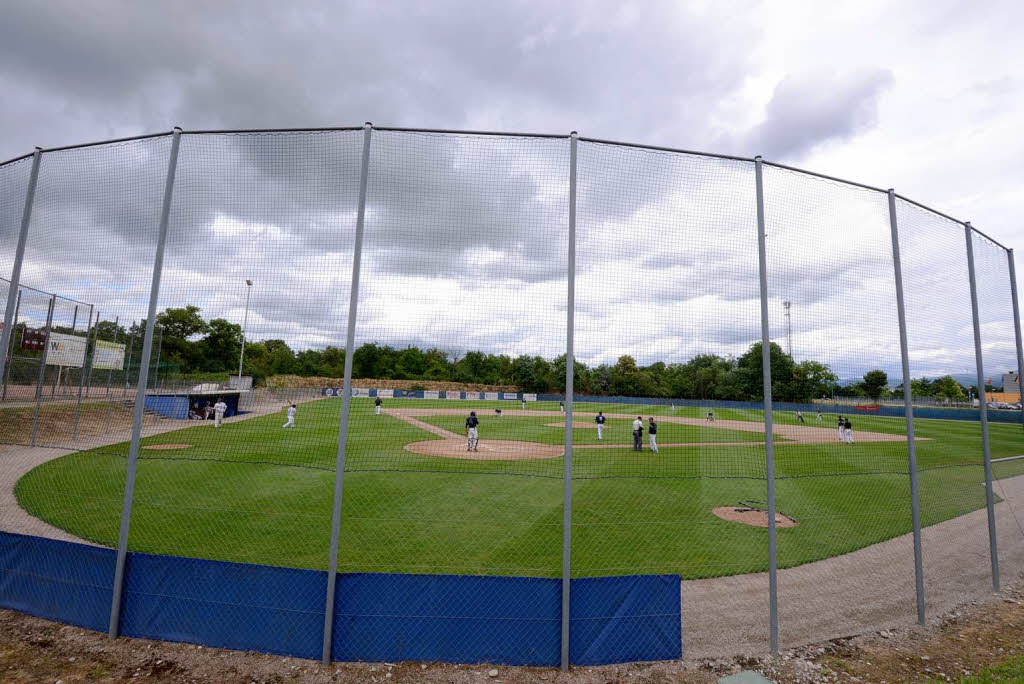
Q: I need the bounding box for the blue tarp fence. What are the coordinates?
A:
[0,531,680,666]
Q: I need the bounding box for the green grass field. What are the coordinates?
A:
[13,398,1024,578]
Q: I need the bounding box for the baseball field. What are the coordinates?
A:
[13,398,1024,579]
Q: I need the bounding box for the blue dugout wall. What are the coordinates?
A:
[0,531,680,666]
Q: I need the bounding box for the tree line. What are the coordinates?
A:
[16,305,978,402]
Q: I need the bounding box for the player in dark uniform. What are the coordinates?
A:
[595,411,606,440]
[465,411,480,451]
[837,416,844,441]
[647,417,659,453]
[374,396,383,415]
[844,417,853,444]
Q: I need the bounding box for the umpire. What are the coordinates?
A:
[632,416,643,451]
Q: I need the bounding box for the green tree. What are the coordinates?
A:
[736,342,794,400]
[861,370,888,402]
[198,318,243,371]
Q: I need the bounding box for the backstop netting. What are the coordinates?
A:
[1,127,1022,666]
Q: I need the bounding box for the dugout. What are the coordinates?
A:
[144,389,244,420]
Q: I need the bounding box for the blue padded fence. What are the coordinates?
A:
[0,532,681,666]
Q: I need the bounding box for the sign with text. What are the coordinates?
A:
[93,339,126,370]
[46,332,88,368]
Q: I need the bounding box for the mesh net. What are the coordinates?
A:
[1,130,1022,663]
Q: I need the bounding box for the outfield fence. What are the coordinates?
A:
[2,126,1024,669]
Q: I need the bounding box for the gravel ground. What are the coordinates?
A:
[3,579,1024,682]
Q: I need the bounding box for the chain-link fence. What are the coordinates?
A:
[1,127,1023,668]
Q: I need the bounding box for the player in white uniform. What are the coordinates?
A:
[282,403,296,428]
[844,417,854,444]
[595,411,606,440]
[837,416,845,441]
[213,399,227,427]
[816,408,823,422]
[374,397,382,415]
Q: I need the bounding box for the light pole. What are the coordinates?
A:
[238,279,252,385]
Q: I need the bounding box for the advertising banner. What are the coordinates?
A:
[46,332,88,368]
[93,339,126,370]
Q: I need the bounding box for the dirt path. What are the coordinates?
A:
[385,407,924,446]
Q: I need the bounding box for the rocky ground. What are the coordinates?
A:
[3,579,1024,683]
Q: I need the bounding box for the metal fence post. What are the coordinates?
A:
[753,156,779,655]
[72,304,95,440]
[122,325,135,399]
[1008,249,1024,433]
[108,128,182,639]
[30,295,55,446]
[888,190,926,624]
[965,222,999,593]
[104,316,119,432]
[2,289,22,401]
[84,309,99,400]
[322,123,373,665]
[561,131,578,672]
[0,148,42,389]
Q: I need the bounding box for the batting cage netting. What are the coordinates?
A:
[1,126,1023,668]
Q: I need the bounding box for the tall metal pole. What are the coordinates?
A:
[108,128,182,639]
[561,131,578,672]
[2,289,22,401]
[1007,249,1024,434]
[84,309,99,401]
[965,222,999,593]
[122,325,135,399]
[104,316,119,432]
[0,148,42,394]
[888,190,926,624]
[322,123,373,665]
[753,157,779,655]
[30,295,55,446]
[72,305,95,440]
[153,324,163,394]
[238,280,252,384]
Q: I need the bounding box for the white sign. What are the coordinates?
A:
[523,393,537,402]
[484,392,499,400]
[93,340,126,370]
[423,390,440,399]
[351,387,368,397]
[46,332,88,368]
[376,389,394,398]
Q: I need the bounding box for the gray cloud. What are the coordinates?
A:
[736,68,894,161]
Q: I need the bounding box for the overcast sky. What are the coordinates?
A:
[1,0,1022,384]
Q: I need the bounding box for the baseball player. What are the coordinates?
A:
[595,411,606,440]
[494,408,503,417]
[796,411,805,423]
[706,409,714,422]
[837,416,845,442]
[521,397,526,410]
[282,403,296,428]
[816,408,823,422]
[465,411,480,452]
[559,400,565,414]
[844,417,854,444]
[213,398,227,427]
[647,417,659,453]
[374,396,382,415]
[632,416,643,451]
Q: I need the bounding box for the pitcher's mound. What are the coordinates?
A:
[712,505,797,528]
[142,443,192,450]
[405,439,562,461]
